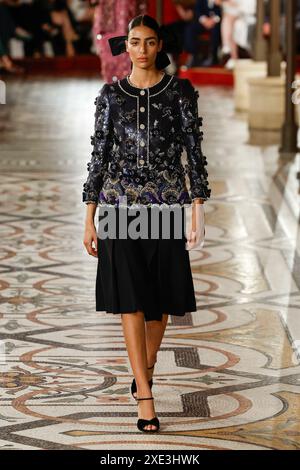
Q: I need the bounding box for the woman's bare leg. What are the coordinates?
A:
[121,311,158,430]
[51,11,79,57]
[130,313,169,399]
[221,13,238,60]
[145,313,168,371]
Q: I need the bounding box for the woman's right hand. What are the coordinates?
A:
[83,222,98,257]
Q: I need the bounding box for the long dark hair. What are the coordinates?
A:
[127,14,170,70]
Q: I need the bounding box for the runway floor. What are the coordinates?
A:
[0,75,300,450]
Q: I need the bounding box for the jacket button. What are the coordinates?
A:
[140,141,145,147]
[140,90,145,95]
[139,159,145,165]
[140,106,145,112]
[140,124,145,129]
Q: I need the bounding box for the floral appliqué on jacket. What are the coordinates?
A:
[82,73,211,206]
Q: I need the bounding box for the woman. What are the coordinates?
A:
[82,14,211,433]
[0,2,27,72]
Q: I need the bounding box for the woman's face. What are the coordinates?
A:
[126,25,162,69]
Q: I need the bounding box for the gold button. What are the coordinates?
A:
[140,124,145,129]
[140,106,145,112]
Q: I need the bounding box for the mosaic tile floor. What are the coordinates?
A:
[0,76,300,450]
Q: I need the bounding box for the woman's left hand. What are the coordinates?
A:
[185,202,205,251]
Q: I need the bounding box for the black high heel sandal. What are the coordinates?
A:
[131,363,155,400]
[136,396,160,433]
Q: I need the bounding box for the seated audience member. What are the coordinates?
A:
[184,0,222,67]
[0,1,28,70]
[4,0,63,57]
[47,0,80,56]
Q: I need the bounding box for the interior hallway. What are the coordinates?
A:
[0,76,300,450]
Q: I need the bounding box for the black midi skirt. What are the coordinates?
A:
[95,205,197,322]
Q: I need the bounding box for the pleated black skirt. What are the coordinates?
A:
[95,205,197,322]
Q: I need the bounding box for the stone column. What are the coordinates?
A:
[280,0,298,153]
[253,0,268,61]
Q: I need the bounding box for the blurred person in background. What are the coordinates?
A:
[261,0,298,57]
[92,0,148,83]
[233,0,256,59]
[46,0,80,56]
[184,0,222,68]
[6,0,83,57]
[67,0,94,54]
[0,37,24,73]
[0,0,30,71]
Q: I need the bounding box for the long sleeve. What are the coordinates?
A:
[82,83,112,204]
[179,78,211,202]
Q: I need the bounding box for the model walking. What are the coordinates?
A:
[83,14,211,433]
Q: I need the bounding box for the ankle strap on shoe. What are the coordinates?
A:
[136,397,153,401]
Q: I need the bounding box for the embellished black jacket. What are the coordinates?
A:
[82,73,211,206]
